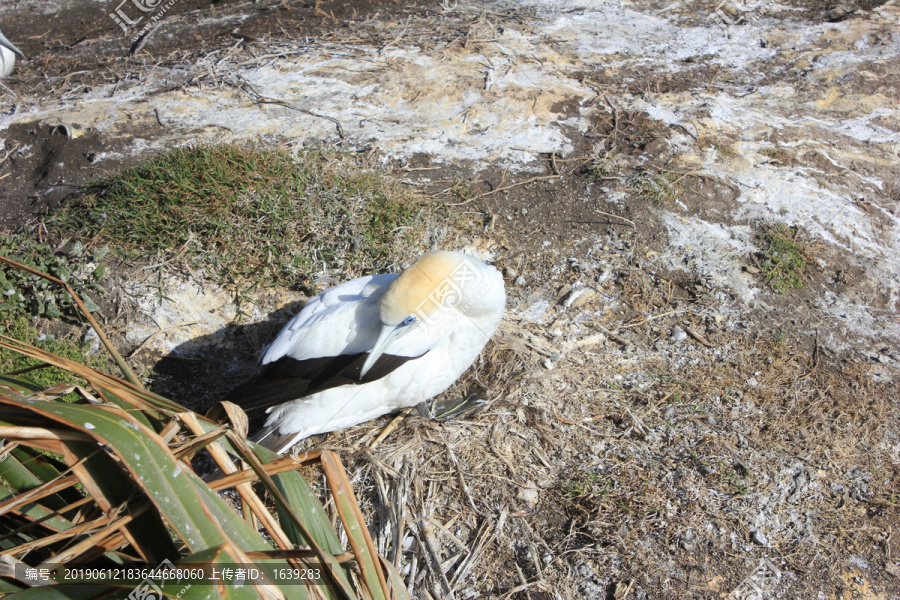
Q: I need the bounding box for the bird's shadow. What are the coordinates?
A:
[144,299,308,431]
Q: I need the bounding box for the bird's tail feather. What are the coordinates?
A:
[252,424,303,455]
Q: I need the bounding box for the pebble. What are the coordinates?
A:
[680,528,697,552]
[517,486,539,507]
[670,326,687,343]
[83,327,102,354]
[751,530,769,546]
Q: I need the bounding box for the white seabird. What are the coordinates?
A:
[229,250,506,453]
[0,29,23,79]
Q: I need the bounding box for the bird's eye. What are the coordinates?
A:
[401,315,417,326]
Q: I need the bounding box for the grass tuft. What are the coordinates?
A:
[756,223,808,293]
[0,234,105,321]
[559,470,613,502]
[50,145,444,293]
[0,314,113,399]
[630,171,679,205]
[585,157,620,181]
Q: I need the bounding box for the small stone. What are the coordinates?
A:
[563,287,596,309]
[670,326,688,343]
[680,528,697,552]
[515,276,526,286]
[517,485,539,507]
[751,530,768,546]
[825,2,857,21]
[83,327,101,354]
[744,265,761,274]
[643,137,670,160]
[542,358,555,370]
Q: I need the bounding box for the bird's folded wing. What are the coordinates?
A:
[259,273,398,364]
[227,272,433,412]
[226,351,421,412]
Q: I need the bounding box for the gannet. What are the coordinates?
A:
[229,251,506,453]
[0,29,23,79]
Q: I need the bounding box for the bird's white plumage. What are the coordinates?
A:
[259,274,399,365]
[245,251,506,453]
[0,29,23,80]
[265,308,496,440]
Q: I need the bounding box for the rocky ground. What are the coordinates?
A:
[1,0,899,598]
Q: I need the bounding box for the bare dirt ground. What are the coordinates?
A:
[2,0,899,598]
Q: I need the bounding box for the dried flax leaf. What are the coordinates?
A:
[190,417,344,557]
[179,412,295,552]
[206,452,324,489]
[0,333,181,422]
[0,396,263,556]
[0,489,91,543]
[0,447,91,554]
[320,451,396,600]
[222,432,361,600]
[0,277,405,600]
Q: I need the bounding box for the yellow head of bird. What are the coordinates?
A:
[379,251,485,326]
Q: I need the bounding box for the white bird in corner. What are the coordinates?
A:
[0,28,24,80]
[227,251,506,453]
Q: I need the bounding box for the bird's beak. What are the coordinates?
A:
[360,323,406,379]
[0,32,23,58]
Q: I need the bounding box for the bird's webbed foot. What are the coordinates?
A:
[416,394,486,421]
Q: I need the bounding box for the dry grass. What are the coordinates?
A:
[280,271,899,599]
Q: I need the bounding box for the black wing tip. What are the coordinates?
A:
[223,352,423,414]
[253,425,303,455]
